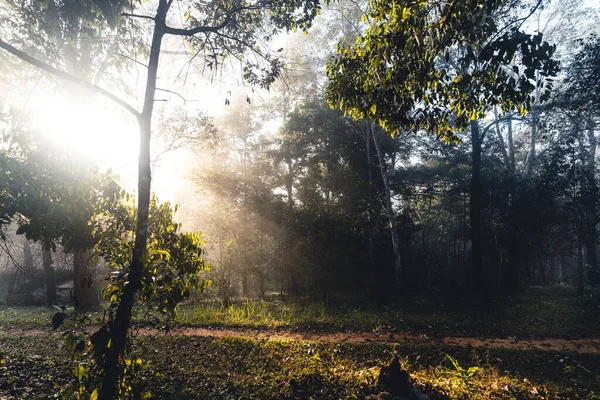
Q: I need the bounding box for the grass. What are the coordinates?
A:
[1,333,599,399]
[1,287,599,398]
[2,286,599,338]
[0,306,55,330]
[175,286,600,338]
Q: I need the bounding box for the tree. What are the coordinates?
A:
[1,0,320,396]
[326,0,559,291]
[0,133,124,310]
[370,123,403,289]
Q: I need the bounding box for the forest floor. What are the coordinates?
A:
[1,287,599,399]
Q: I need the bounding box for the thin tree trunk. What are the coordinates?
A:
[23,238,36,296]
[493,108,510,168]
[42,247,57,307]
[578,244,584,295]
[470,120,483,292]
[462,193,467,285]
[372,124,402,290]
[365,125,377,296]
[585,125,598,284]
[242,272,249,297]
[526,73,541,175]
[507,118,516,172]
[526,111,538,175]
[7,269,16,296]
[73,249,99,311]
[504,191,519,292]
[286,158,294,210]
[100,1,167,397]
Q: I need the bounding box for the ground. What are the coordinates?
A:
[0,287,599,399]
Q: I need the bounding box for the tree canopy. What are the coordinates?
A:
[326,0,559,141]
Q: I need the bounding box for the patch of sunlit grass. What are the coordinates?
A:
[174,286,600,338]
[175,299,390,331]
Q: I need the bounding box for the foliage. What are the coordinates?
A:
[326,0,559,141]
[98,196,209,331]
[562,34,600,113]
[177,0,321,88]
[0,0,145,97]
[52,197,208,398]
[444,353,480,393]
[0,139,124,251]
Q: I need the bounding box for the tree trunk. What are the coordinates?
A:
[42,248,57,307]
[578,244,584,295]
[526,110,538,175]
[100,1,167,398]
[286,157,294,210]
[507,118,516,172]
[23,238,37,296]
[585,125,598,285]
[7,269,17,296]
[360,123,378,298]
[470,120,483,292]
[372,124,402,290]
[242,271,249,297]
[503,191,519,292]
[493,108,510,168]
[73,249,99,311]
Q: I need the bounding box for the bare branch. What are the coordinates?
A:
[164,4,260,36]
[0,39,141,120]
[487,0,544,44]
[215,31,272,64]
[116,52,148,68]
[165,20,229,36]
[156,87,196,104]
[121,13,155,21]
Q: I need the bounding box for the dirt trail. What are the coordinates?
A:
[3,327,599,354]
[171,328,600,354]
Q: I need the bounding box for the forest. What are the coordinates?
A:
[0,0,599,399]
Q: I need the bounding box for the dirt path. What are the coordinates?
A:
[3,327,599,354]
[171,327,600,354]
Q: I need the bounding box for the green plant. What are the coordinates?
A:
[446,354,479,384]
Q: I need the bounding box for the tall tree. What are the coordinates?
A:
[326,0,558,291]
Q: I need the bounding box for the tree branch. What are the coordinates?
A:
[165,19,230,36]
[156,87,196,104]
[121,13,155,21]
[0,39,141,120]
[116,52,148,69]
[487,0,544,44]
[164,4,260,36]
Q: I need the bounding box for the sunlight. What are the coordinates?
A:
[31,91,139,179]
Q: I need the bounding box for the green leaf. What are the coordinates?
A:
[74,364,85,381]
[401,7,410,20]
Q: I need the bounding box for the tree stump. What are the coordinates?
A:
[376,356,415,399]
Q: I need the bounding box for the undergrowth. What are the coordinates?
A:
[1,286,599,339]
[175,286,600,338]
[0,333,598,399]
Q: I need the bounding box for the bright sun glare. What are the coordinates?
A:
[32,91,139,186]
